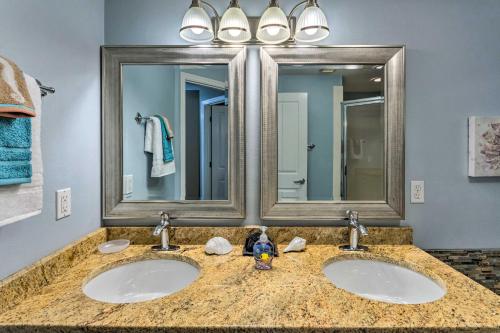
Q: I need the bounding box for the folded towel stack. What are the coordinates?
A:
[0,56,35,118]
[0,56,36,186]
[0,73,43,226]
[0,117,32,185]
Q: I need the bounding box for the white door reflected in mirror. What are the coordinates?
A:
[278,93,308,201]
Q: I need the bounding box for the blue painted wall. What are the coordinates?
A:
[278,74,343,200]
[105,0,500,249]
[0,0,104,279]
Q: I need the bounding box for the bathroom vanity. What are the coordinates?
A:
[0,227,499,332]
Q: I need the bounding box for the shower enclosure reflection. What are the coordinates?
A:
[122,64,229,201]
[277,64,385,202]
[342,97,385,200]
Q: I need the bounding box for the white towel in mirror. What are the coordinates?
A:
[144,116,175,177]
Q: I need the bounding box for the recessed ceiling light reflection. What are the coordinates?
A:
[344,65,364,70]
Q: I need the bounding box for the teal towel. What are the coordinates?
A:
[154,115,174,163]
[0,117,32,185]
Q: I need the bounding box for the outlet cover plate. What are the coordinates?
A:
[410,181,424,204]
[56,188,71,220]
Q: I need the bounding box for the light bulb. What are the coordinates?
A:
[304,27,318,36]
[228,29,242,37]
[190,27,204,35]
[265,26,281,36]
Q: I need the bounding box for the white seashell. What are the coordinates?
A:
[204,237,233,255]
[283,237,306,253]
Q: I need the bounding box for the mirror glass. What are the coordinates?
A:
[277,64,385,202]
[122,64,229,201]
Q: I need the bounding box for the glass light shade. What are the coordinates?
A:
[257,6,291,44]
[179,6,214,43]
[218,7,251,43]
[295,5,329,43]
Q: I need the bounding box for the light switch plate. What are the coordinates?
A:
[410,181,424,203]
[123,174,133,196]
[56,188,71,220]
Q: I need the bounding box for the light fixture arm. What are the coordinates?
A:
[286,0,308,40]
[200,0,220,19]
[287,0,308,22]
[197,0,220,39]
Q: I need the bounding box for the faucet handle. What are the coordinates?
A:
[159,211,177,224]
[346,210,359,221]
[358,223,368,236]
[159,211,170,224]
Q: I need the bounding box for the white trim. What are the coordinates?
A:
[202,95,226,106]
[333,85,343,200]
[179,72,227,200]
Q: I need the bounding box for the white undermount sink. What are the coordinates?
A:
[83,258,199,303]
[323,259,446,304]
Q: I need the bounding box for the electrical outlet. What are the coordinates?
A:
[410,181,424,203]
[56,188,71,220]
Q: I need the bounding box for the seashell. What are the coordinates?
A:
[205,237,233,255]
[283,237,306,253]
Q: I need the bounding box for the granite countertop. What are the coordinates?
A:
[0,228,499,333]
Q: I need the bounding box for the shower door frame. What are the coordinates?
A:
[341,96,385,200]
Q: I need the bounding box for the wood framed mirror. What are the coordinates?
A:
[102,46,246,221]
[260,46,405,220]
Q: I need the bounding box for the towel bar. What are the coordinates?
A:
[135,112,152,124]
[36,79,55,97]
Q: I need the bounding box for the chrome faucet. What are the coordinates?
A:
[339,210,368,251]
[152,211,179,252]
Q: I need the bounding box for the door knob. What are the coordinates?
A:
[293,178,306,185]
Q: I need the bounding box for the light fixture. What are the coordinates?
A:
[370,77,382,83]
[373,65,384,70]
[179,0,331,45]
[218,0,251,43]
[294,0,330,43]
[257,0,291,44]
[179,0,215,43]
